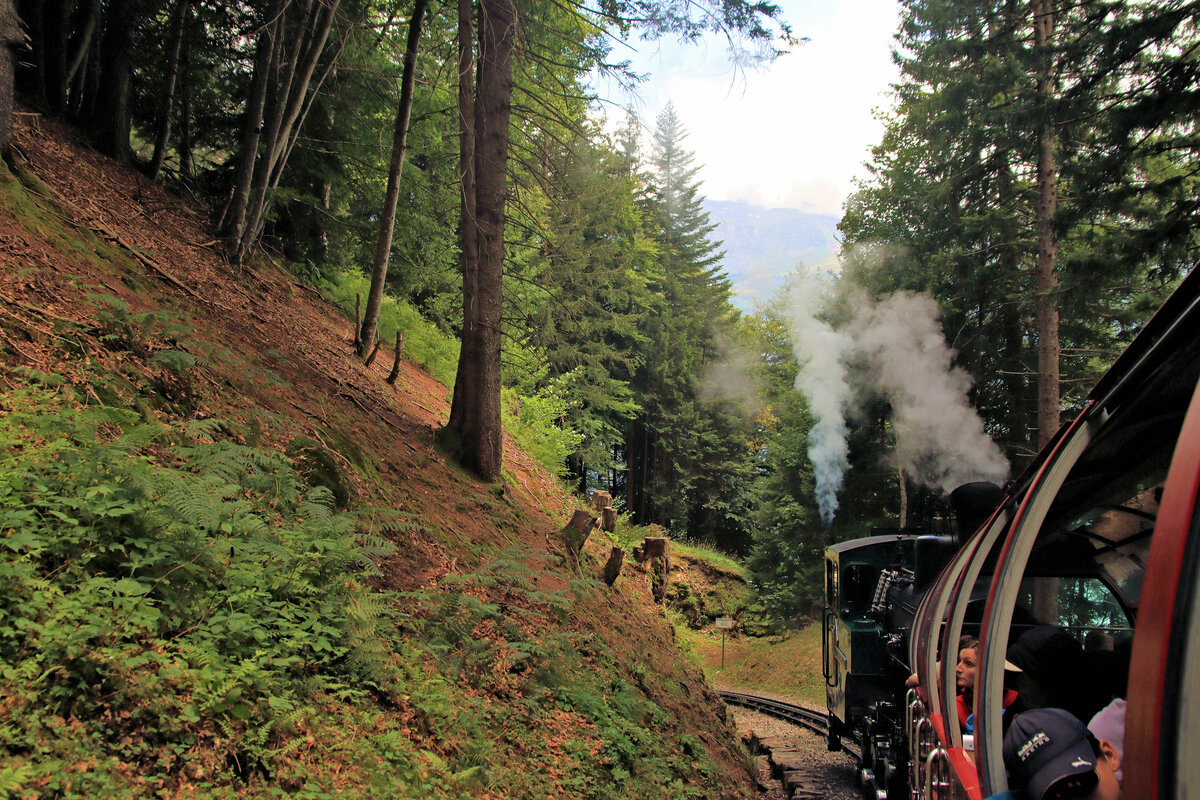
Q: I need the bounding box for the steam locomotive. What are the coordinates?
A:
[823,264,1200,800]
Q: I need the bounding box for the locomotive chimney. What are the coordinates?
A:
[950,481,1004,543]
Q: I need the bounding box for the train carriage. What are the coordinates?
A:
[824,264,1200,800]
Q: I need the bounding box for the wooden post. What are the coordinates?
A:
[354,293,361,350]
[602,546,624,586]
[386,330,403,384]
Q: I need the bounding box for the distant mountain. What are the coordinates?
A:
[703,199,841,311]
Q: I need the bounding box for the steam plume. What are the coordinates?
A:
[786,276,850,526]
[786,277,1009,526]
[849,291,1009,494]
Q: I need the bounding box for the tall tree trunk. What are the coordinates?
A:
[235,0,309,263]
[447,0,477,433]
[358,0,428,356]
[1032,0,1060,447]
[65,0,101,92]
[39,0,69,113]
[222,0,280,254]
[177,30,193,178]
[0,0,23,154]
[239,0,340,264]
[444,0,514,480]
[93,0,135,163]
[149,0,191,181]
[265,0,338,185]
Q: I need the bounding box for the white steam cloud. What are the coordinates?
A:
[786,278,850,526]
[787,276,1009,527]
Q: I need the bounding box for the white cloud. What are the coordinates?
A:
[595,0,902,216]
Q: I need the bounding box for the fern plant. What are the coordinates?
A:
[0,387,418,794]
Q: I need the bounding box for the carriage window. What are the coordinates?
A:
[826,559,837,607]
[1015,577,1131,638]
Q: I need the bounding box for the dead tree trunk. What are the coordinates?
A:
[358,0,429,356]
[148,0,190,181]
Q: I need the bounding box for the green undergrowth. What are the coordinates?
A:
[0,387,735,798]
[319,269,584,479]
[664,540,760,632]
[318,270,460,388]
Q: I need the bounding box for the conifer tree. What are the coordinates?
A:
[841,0,1198,470]
[626,104,753,547]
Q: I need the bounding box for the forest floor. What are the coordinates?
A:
[0,113,818,798]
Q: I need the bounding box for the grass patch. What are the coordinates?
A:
[670,540,747,579]
[682,622,826,707]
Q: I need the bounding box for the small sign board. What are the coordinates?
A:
[715,617,734,630]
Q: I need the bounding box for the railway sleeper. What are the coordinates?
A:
[782,769,823,799]
[768,748,807,779]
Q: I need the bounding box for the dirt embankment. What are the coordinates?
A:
[0,114,761,798]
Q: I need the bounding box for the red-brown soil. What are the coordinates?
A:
[0,113,760,797]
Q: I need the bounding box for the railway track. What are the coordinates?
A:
[718,690,860,762]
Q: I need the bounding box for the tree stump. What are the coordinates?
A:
[635,536,669,566]
[634,537,670,603]
[650,555,668,603]
[591,490,612,513]
[386,330,403,384]
[558,509,596,564]
[602,546,624,586]
[601,506,617,533]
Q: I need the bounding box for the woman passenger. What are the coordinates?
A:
[956,635,1018,731]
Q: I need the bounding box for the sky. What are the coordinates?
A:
[594,0,903,217]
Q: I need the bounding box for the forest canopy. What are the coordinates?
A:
[4,0,1198,622]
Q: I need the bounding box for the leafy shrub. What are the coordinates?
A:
[0,388,419,795]
[501,380,584,477]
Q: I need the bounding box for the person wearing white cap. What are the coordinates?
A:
[1087,698,1125,785]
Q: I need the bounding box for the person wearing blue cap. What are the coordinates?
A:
[1000,708,1122,800]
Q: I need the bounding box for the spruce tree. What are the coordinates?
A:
[627,104,753,548]
[841,0,1197,473]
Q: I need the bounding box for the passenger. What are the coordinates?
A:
[1006,625,1099,722]
[1088,698,1125,785]
[1085,635,1129,783]
[955,635,1019,731]
[1001,708,1122,800]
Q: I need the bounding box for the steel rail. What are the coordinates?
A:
[718,689,861,761]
